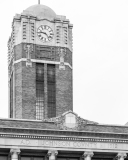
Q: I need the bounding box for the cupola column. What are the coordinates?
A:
[117,153,127,160]
[10,148,20,160]
[48,150,58,160]
[83,151,94,160]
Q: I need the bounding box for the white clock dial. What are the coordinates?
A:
[37,25,54,42]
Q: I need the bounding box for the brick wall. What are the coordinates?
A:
[0,118,128,137]
[22,61,36,119]
[56,65,73,117]
[15,62,22,119]
[12,43,73,120]
[14,61,36,119]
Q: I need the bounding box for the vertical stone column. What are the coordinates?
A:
[117,153,127,160]
[13,65,15,118]
[8,80,10,118]
[44,63,48,119]
[83,151,94,160]
[10,148,20,160]
[48,150,58,160]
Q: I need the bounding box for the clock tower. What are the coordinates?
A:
[8,4,73,120]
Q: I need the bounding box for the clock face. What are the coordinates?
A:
[37,25,54,42]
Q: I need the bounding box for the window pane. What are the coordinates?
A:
[47,64,56,118]
[36,63,44,120]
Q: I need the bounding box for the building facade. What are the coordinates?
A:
[1,2,128,160]
[0,112,128,160]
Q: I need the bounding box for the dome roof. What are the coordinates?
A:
[24,4,56,19]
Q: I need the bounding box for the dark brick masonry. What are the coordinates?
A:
[0,118,128,139]
[11,43,73,119]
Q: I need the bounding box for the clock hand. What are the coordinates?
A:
[38,31,48,37]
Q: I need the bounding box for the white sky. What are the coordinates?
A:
[0,0,128,125]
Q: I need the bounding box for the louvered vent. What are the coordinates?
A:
[56,26,61,44]
[63,27,68,45]
[22,22,27,40]
[31,22,35,41]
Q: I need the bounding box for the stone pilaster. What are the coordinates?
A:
[83,151,94,160]
[117,153,127,160]
[47,150,58,160]
[44,63,48,119]
[58,47,66,70]
[24,44,33,67]
[10,148,20,160]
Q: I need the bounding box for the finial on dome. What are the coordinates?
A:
[38,0,40,4]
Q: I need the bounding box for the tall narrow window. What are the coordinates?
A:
[36,64,44,120]
[47,64,56,118]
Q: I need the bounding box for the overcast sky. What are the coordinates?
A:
[0,0,128,125]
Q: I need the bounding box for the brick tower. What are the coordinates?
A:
[8,4,73,120]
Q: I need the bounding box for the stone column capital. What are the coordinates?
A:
[47,150,58,160]
[10,148,20,160]
[10,148,20,155]
[117,153,127,159]
[83,151,94,158]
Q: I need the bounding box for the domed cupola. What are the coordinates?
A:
[23,4,56,19]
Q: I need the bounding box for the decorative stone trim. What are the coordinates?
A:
[10,148,20,160]
[83,151,94,160]
[58,47,66,70]
[47,110,98,130]
[1,133,128,144]
[48,150,58,160]
[24,44,33,67]
[14,58,72,69]
[117,153,127,160]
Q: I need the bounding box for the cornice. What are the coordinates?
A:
[13,58,72,70]
[0,126,128,141]
[0,133,128,144]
